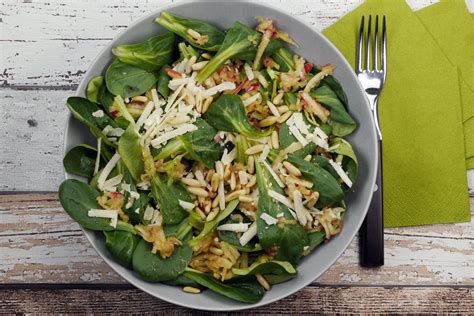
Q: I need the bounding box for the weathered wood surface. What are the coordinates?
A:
[2,193,473,285]
[1,286,472,314]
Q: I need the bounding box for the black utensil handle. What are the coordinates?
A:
[360,140,384,267]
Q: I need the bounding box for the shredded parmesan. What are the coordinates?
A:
[238,171,249,185]
[244,63,254,80]
[194,170,207,187]
[314,127,328,140]
[93,138,101,176]
[262,160,284,188]
[179,199,195,211]
[202,82,236,98]
[260,213,278,225]
[243,93,261,107]
[218,179,226,210]
[92,110,104,118]
[293,190,308,226]
[150,123,198,148]
[289,125,308,146]
[97,153,120,190]
[217,223,250,232]
[88,209,118,228]
[136,101,154,130]
[221,148,237,166]
[239,221,257,246]
[102,174,123,192]
[329,159,353,188]
[268,190,294,210]
[259,145,271,162]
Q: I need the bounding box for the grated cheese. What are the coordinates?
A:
[102,174,123,192]
[143,206,155,221]
[292,112,310,135]
[92,110,104,118]
[260,213,278,225]
[202,82,236,98]
[221,147,237,166]
[93,137,101,176]
[88,209,118,228]
[218,179,226,210]
[268,190,294,210]
[259,145,271,162]
[314,127,328,140]
[238,171,249,185]
[243,93,261,107]
[150,123,198,148]
[97,153,120,191]
[329,159,353,188]
[289,125,308,146]
[309,134,329,150]
[244,63,254,80]
[194,170,207,187]
[217,223,250,232]
[108,128,124,137]
[179,199,195,211]
[262,160,285,188]
[136,101,155,130]
[239,221,257,246]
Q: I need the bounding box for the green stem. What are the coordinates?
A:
[116,221,137,234]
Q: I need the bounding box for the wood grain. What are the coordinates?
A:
[1,286,472,314]
[1,193,473,285]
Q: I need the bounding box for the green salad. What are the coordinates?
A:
[60,12,358,303]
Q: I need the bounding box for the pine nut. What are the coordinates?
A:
[259,116,278,127]
[271,131,279,149]
[187,28,202,40]
[266,101,281,117]
[206,169,215,182]
[194,170,207,187]
[185,55,197,74]
[256,274,270,290]
[277,111,292,123]
[131,96,149,103]
[202,96,213,113]
[239,195,253,203]
[277,105,289,114]
[230,172,236,190]
[225,189,246,202]
[187,186,208,197]
[246,175,257,187]
[209,247,224,255]
[201,53,213,59]
[183,286,201,294]
[247,156,255,174]
[181,178,203,187]
[204,202,212,214]
[215,161,224,180]
[283,161,301,177]
[304,155,312,161]
[257,72,269,88]
[196,207,206,220]
[192,60,208,71]
[272,92,284,105]
[211,173,219,192]
[212,196,220,208]
[206,208,219,221]
[245,144,266,155]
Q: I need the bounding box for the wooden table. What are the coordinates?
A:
[1,0,473,313]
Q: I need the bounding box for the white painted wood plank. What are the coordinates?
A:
[0,0,440,87]
[1,194,473,285]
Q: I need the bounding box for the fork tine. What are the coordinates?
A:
[381,16,387,76]
[356,16,364,73]
[373,15,379,71]
[365,15,371,71]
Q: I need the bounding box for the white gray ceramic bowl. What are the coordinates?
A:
[64,0,377,311]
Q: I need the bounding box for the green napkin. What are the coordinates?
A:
[415,0,474,169]
[323,0,471,227]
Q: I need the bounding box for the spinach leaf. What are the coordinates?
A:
[330,137,358,184]
[155,118,222,168]
[235,134,249,165]
[164,275,201,288]
[132,230,193,282]
[286,155,344,207]
[183,269,265,303]
[156,66,170,99]
[104,230,139,268]
[312,155,339,179]
[156,11,225,51]
[63,144,100,179]
[59,179,134,232]
[321,75,348,109]
[264,273,297,285]
[86,76,104,103]
[66,97,118,148]
[97,83,115,113]
[127,191,151,224]
[118,124,144,182]
[283,92,298,108]
[105,59,158,98]
[306,231,326,252]
[188,199,239,247]
[112,32,176,71]
[272,47,295,72]
[232,260,296,276]
[310,85,356,137]
[255,161,307,265]
[218,217,262,252]
[178,42,200,60]
[195,22,260,83]
[204,94,272,138]
[236,39,283,62]
[278,122,296,148]
[150,174,191,225]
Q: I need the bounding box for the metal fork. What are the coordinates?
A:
[356,15,386,267]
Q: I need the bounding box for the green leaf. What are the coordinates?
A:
[272,47,295,72]
[264,273,297,285]
[330,137,358,184]
[286,155,344,207]
[63,144,100,179]
[188,199,239,247]
[235,134,249,165]
[104,230,139,268]
[59,179,133,233]
[204,94,272,138]
[164,275,201,288]
[306,231,326,252]
[155,118,222,168]
[112,32,176,71]
[127,191,151,224]
[97,83,115,113]
[156,66,171,99]
[255,161,307,265]
[118,124,144,182]
[66,97,118,147]
[156,11,225,51]
[183,269,265,303]
[278,122,296,148]
[195,22,260,83]
[310,85,356,136]
[105,59,158,98]
[86,76,104,103]
[232,260,296,276]
[150,174,191,225]
[321,75,349,109]
[132,230,193,282]
[178,42,200,60]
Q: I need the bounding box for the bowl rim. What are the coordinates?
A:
[64,0,378,311]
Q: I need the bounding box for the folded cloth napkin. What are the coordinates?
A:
[323,0,471,227]
[415,0,474,169]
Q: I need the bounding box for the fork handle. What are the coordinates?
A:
[360,139,384,267]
